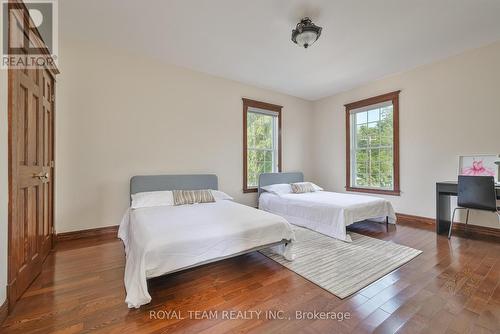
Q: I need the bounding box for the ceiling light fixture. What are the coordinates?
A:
[291,17,322,49]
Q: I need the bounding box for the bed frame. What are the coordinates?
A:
[128,174,291,280]
[130,174,219,200]
[258,172,304,197]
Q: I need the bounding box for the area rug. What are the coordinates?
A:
[260,226,422,299]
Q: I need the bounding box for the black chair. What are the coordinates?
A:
[448,175,500,239]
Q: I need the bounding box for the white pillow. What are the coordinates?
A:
[260,183,292,195]
[131,191,174,209]
[211,190,234,201]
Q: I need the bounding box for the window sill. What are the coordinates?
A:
[345,186,400,196]
[243,188,258,193]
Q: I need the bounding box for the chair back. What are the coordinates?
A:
[457,175,497,211]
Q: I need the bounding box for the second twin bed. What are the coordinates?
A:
[258,172,396,242]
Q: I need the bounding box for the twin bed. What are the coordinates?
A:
[258,172,396,242]
[118,173,396,308]
[118,174,294,308]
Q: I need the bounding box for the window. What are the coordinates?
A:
[345,91,400,196]
[243,98,282,193]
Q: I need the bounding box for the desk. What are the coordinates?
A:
[436,181,500,234]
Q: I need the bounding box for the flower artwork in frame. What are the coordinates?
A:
[458,154,499,182]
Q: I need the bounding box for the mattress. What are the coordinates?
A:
[259,191,396,242]
[118,200,295,308]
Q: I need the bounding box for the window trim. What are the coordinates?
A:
[345,91,401,196]
[242,98,282,193]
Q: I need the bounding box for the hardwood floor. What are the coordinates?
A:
[2,221,500,333]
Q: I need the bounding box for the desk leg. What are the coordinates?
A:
[436,191,451,234]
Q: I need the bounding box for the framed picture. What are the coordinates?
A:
[458,154,499,182]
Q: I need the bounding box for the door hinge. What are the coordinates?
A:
[51,94,55,103]
[50,161,55,168]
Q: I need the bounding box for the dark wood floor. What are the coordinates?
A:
[2,221,500,333]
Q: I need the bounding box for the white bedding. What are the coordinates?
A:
[259,191,396,242]
[118,200,295,308]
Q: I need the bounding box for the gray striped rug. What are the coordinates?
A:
[260,227,422,299]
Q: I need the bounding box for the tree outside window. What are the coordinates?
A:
[345,91,400,196]
[243,99,282,192]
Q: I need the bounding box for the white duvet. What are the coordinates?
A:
[118,200,295,308]
[259,191,396,242]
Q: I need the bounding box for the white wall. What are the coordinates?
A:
[55,39,500,233]
[55,40,314,233]
[0,69,8,305]
[312,41,500,227]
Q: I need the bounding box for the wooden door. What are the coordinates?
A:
[40,69,54,259]
[8,3,56,309]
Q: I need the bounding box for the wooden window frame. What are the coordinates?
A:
[345,91,401,196]
[242,98,282,193]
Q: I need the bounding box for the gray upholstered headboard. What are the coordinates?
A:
[130,174,218,201]
[258,172,304,196]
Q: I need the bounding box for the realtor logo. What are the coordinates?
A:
[1,0,58,69]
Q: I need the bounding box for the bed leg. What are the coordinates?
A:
[386,216,389,232]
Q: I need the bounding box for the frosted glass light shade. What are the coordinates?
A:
[291,17,322,49]
[295,31,318,48]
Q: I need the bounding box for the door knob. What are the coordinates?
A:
[33,171,49,182]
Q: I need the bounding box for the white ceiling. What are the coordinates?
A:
[60,0,500,101]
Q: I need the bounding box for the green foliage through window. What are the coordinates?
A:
[247,111,277,188]
[351,105,394,190]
